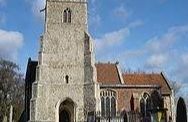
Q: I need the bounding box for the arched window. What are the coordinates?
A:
[106,97,110,117]
[130,95,134,111]
[140,93,151,117]
[63,8,71,23]
[100,90,116,117]
[67,9,71,23]
[140,98,145,115]
[111,97,116,117]
[63,10,67,23]
[101,97,105,116]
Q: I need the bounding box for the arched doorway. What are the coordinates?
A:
[59,99,75,122]
[59,109,70,122]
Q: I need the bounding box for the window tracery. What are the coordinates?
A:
[140,93,151,117]
[100,90,116,117]
[63,8,71,23]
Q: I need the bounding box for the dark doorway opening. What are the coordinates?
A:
[59,109,70,122]
[124,112,128,122]
[59,99,74,122]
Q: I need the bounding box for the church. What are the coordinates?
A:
[23,0,175,122]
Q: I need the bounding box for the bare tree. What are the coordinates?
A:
[170,81,182,97]
[0,58,24,121]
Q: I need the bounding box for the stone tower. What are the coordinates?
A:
[30,0,96,121]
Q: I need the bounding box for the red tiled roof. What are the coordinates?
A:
[95,63,121,84]
[123,73,171,94]
[95,63,171,94]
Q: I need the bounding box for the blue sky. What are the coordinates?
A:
[0,0,188,97]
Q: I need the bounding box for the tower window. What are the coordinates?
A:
[65,75,69,84]
[67,9,71,23]
[63,8,71,23]
[63,10,67,23]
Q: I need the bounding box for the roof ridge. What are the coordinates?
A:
[122,72,161,75]
[95,62,116,65]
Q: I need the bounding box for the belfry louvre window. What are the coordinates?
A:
[100,90,116,117]
[63,8,71,23]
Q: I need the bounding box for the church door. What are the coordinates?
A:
[59,109,70,122]
[59,99,74,122]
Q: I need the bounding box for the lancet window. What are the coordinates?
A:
[63,8,71,23]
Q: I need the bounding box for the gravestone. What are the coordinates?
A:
[176,97,187,122]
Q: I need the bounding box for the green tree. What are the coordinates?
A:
[0,58,24,121]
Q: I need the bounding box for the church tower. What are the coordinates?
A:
[30,0,96,121]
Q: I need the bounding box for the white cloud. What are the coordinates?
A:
[0,29,24,61]
[112,25,188,98]
[182,54,188,66]
[142,25,188,71]
[146,54,168,68]
[117,25,183,70]
[95,27,130,51]
[172,53,188,83]
[113,5,131,19]
[145,27,188,97]
[146,25,188,53]
[89,14,101,29]
[128,20,143,28]
[94,19,144,62]
[27,0,45,20]
[145,25,188,71]
[111,25,188,84]
[94,27,130,61]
